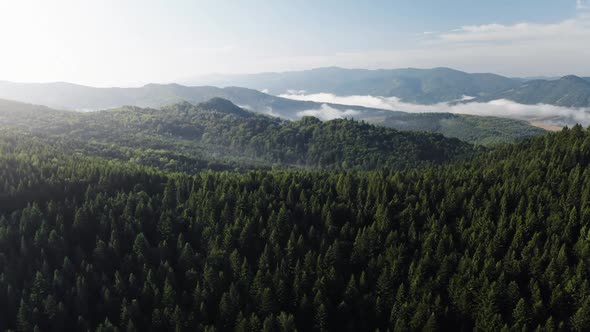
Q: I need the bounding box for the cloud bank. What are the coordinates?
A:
[280,92,590,127]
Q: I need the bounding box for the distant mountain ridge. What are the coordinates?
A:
[0,81,397,120]
[475,75,590,107]
[190,67,590,107]
[190,67,520,104]
[2,67,589,114]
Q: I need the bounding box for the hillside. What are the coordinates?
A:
[0,98,474,171]
[0,81,548,146]
[478,75,590,107]
[192,67,520,104]
[374,112,546,145]
[0,81,394,120]
[2,71,589,120]
[1,118,590,330]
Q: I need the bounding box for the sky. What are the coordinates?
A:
[0,0,589,86]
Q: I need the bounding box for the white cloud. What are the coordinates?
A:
[433,19,589,44]
[262,107,283,118]
[237,12,590,78]
[239,104,283,118]
[296,104,361,121]
[281,93,590,127]
[1,1,588,85]
[286,89,307,94]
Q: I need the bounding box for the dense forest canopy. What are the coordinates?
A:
[1,97,590,331]
[2,0,589,330]
[0,95,587,332]
[376,112,546,146]
[0,98,474,172]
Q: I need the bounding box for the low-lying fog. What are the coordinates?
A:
[281,92,590,128]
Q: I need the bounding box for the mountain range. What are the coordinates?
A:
[0,72,588,332]
[0,81,396,120]
[4,68,589,115]
[189,67,520,104]
[0,87,545,146]
[190,67,590,108]
[8,66,590,145]
[475,75,590,107]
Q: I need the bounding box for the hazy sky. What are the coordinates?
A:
[0,0,589,86]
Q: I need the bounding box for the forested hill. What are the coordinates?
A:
[476,75,590,107]
[0,98,473,171]
[0,81,548,146]
[375,112,546,146]
[2,120,590,330]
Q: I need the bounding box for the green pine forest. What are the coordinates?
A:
[2,98,590,331]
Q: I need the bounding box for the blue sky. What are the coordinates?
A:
[0,0,588,86]
[173,1,577,52]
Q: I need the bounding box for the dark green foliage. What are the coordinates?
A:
[1,124,590,330]
[376,112,546,146]
[0,99,474,171]
[0,95,549,148]
[0,78,550,147]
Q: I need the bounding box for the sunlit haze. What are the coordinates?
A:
[1,0,590,86]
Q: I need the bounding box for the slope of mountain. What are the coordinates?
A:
[373,112,546,145]
[0,81,397,120]
[192,68,590,107]
[189,67,520,103]
[0,80,548,145]
[196,97,253,117]
[478,75,590,107]
[0,98,474,171]
[3,69,588,116]
[1,115,590,330]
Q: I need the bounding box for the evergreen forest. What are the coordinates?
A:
[1,99,589,331]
